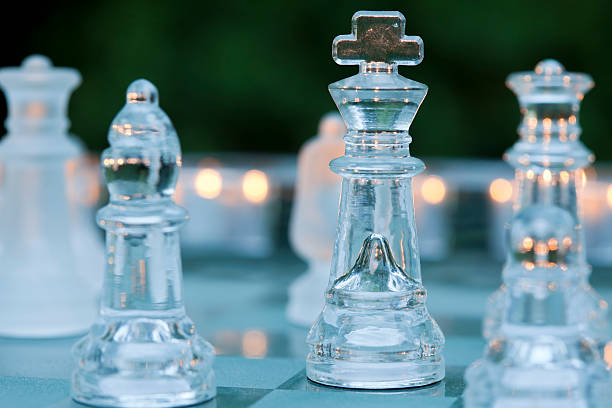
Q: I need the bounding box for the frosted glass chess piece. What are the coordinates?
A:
[72,80,215,407]
[287,112,345,327]
[0,55,103,337]
[464,60,612,407]
[306,11,445,389]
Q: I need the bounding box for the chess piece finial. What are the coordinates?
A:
[0,55,81,150]
[287,112,345,327]
[126,78,158,103]
[0,55,103,337]
[504,58,595,169]
[72,79,216,407]
[464,61,611,407]
[333,11,423,67]
[306,11,444,389]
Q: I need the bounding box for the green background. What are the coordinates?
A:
[1,1,610,159]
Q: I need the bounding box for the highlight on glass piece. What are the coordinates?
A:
[464,60,611,407]
[306,11,445,389]
[0,55,103,337]
[287,112,346,327]
[71,79,216,407]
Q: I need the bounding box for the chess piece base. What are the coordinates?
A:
[71,375,214,408]
[306,301,445,389]
[464,328,611,407]
[306,355,444,389]
[72,314,216,407]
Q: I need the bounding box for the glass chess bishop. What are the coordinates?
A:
[464,60,611,406]
[306,11,445,388]
[72,79,215,407]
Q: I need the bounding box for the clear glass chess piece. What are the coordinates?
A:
[0,55,103,337]
[72,80,215,407]
[287,112,345,327]
[482,59,608,346]
[465,60,611,407]
[306,11,445,389]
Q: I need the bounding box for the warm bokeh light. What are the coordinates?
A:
[559,171,570,184]
[421,175,446,205]
[542,169,552,183]
[242,170,269,204]
[562,236,572,248]
[534,241,548,256]
[604,342,612,368]
[577,168,587,188]
[522,237,534,251]
[522,261,535,271]
[242,330,267,358]
[489,178,513,203]
[195,168,222,199]
[607,185,612,209]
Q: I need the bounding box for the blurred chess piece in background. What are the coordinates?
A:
[287,112,345,326]
[465,59,611,407]
[0,55,103,337]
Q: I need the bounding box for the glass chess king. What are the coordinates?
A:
[71,79,216,407]
[464,60,611,406]
[306,11,445,388]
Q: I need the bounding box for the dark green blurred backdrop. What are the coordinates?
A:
[1,1,610,159]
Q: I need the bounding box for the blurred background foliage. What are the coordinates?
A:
[0,0,610,159]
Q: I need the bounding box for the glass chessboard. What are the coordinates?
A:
[2,250,611,407]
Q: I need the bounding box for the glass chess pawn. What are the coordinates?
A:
[287,112,345,327]
[465,60,611,407]
[0,55,103,337]
[71,79,216,407]
[306,11,445,389]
